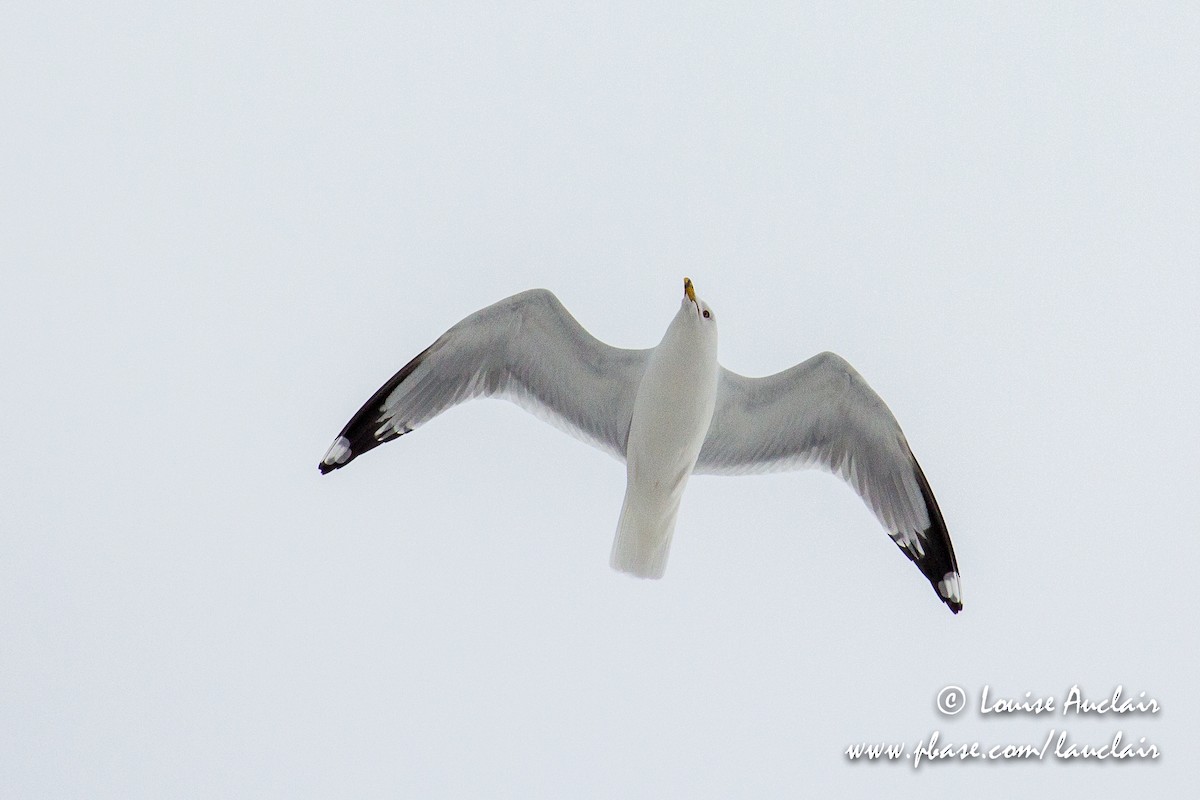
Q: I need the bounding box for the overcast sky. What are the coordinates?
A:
[3,2,1197,797]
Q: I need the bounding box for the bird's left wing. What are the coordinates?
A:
[319,289,650,473]
[694,352,962,613]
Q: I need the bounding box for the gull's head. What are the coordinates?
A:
[664,276,718,367]
[681,276,716,326]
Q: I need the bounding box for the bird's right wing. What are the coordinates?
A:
[695,352,961,613]
[319,289,650,473]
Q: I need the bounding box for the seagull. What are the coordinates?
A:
[320,279,962,613]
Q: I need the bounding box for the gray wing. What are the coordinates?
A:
[695,352,962,614]
[319,289,649,473]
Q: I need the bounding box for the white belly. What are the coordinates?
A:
[610,332,718,578]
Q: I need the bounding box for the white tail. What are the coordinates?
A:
[609,487,682,579]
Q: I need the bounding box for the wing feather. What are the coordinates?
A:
[695,352,962,613]
[319,289,649,473]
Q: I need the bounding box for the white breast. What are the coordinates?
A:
[609,302,718,578]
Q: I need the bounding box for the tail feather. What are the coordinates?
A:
[609,491,681,579]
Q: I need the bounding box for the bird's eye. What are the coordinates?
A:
[702,309,711,319]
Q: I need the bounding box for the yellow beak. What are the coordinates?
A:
[684,277,696,303]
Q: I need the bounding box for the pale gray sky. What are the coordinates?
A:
[3,2,1197,797]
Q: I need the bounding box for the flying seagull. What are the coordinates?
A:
[320,279,962,613]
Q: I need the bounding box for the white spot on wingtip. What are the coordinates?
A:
[937,571,962,604]
[323,436,352,466]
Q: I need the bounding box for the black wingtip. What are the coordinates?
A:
[316,345,433,477]
[908,456,963,615]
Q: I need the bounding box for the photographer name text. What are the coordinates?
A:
[977,684,1159,716]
